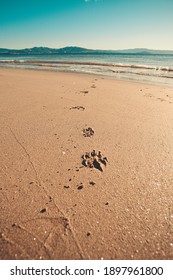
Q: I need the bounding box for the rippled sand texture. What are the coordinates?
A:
[0,68,173,260]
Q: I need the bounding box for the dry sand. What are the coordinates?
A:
[0,68,173,260]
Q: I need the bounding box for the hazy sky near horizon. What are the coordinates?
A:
[1,0,173,50]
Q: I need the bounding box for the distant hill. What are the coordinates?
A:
[0,46,92,55]
[114,48,173,55]
[0,46,173,55]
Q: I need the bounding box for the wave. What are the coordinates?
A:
[1,59,173,86]
[1,59,173,72]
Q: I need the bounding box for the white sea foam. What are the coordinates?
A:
[0,59,15,62]
[0,53,173,85]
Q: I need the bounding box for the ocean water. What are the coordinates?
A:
[0,53,173,86]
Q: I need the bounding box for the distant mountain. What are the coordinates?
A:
[0,46,93,55]
[114,48,173,54]
[57,46,92,53]
[0,46,173,55]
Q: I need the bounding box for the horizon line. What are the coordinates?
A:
[1,45,173,52]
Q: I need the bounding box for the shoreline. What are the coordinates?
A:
[0,68,173,260]
[1,65,173,88]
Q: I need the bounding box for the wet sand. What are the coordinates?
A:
[0,68,173,260]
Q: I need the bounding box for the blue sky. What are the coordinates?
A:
[1,0,173,50]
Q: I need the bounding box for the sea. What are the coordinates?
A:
[0,53,173,86]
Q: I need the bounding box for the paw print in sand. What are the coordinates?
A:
[81,150,108,172]
[82,127,94,137]
[70,106,85,111]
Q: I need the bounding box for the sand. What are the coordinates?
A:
[0,68,173,260]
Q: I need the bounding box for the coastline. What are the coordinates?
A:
[0,68,173,260]
[1,52,173,87]
[1,64,173,88]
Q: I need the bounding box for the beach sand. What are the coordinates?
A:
[0,68,173,260]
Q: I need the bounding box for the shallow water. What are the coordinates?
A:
[0,53,173,86]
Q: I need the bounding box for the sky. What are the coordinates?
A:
[0,0,173,50]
